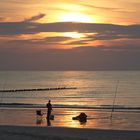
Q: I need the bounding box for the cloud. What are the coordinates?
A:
[0,20,140,41]
[80,3,120,11]
[8,36,72,45]
[64,39,89,45]
[0,17,9,22]
[23,13,46,22]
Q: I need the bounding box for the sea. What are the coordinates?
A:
[0,71,139,110]
[0,71,140,129]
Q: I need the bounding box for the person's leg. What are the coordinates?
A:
[47,110,51,120]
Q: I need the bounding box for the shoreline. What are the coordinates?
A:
[0,103,140,111]
[0,107,140,131]
[0,125,140,140]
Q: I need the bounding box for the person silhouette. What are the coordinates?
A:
[46,100,52,121]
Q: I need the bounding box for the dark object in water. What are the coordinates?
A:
[36,110,44,116]
[72,112,87,122]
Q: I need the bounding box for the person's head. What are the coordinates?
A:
[49,100,51,103]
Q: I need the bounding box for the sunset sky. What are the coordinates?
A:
[0,0,140,70]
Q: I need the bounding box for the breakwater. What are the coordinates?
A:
[0,87,77,92]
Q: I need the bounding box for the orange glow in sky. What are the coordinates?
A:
[0,0,140,70]
[0,0,140,50]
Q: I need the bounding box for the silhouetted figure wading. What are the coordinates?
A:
[46,100,52,121]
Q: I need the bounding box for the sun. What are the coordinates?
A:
[63,32,85,38]
[59,13,92,23]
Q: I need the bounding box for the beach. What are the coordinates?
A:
[0,125,140,140]
[0,71,140,139]
[0,107,140,130]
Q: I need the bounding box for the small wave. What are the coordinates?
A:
[0,103,140,112]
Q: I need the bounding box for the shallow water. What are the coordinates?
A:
[0,108,139,130]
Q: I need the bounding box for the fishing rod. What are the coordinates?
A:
[77,81,120,121]
[110,80,119,119]
[72,80,120,121]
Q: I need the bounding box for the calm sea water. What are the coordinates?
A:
[0,71,140,110]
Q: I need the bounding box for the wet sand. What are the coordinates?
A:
[0,108,140,140]
[0,108,140,130]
